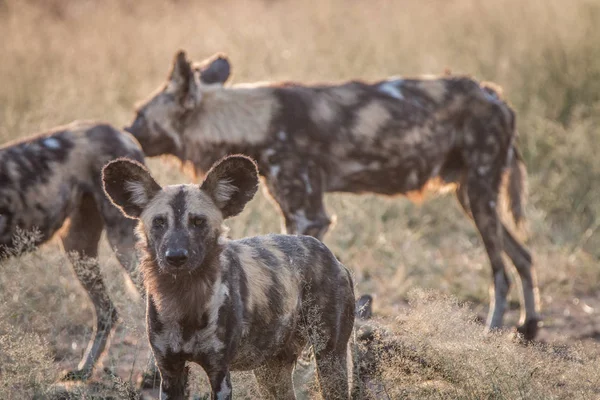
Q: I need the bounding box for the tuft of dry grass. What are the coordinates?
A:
[354,290,600,400]
[1,0,599,397]
[0,323,56,399]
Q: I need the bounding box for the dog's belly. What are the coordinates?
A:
[0,183,80,248]
[327,161,430,195]
[230,324,305,371]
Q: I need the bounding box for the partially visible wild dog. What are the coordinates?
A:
[351,295,396,400]
[102,155,355,400]
[125,50,540,340]
[351,295,453,400]
[291,294,390,400]
[0,121,146,380]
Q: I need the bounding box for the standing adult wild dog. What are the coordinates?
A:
[125,50,539,340]
[102,155,355,400]
[0,121,146,380]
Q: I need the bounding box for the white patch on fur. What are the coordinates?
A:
[216,377,232,400]
[292,209,313,235]
[153,324,183,356]
[214,179,238,205]
[407,170,419,188]
[417,79,447,103]
[237,245,272,314]
[42,137,61,149]
[506,143,514,166]
[430,163,442,179]
[270,164,281,178]
[464,132,475,145]
[342,160,368,174]
[353,102,392,138]
[160,388,169,400]
[483,88,499,102]
[301,173,313,194]
[378,80,404,100]
[369,161,382,170]
[183,328,224,355]
[218,231,230,245]
[210,282,230,326]
[323,160,368,191]
[125,180,150,206]
[277,130,287,141]
[477,166,490,176]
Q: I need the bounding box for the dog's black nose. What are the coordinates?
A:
[165,249,189,267]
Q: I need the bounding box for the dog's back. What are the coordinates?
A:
[221,233,355,370]
[0,120,144,251]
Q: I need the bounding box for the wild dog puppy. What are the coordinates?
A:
[0,120,147,380]
[102,155,355,400]
[125,50,539,340]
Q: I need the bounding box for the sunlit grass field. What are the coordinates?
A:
[1,0,599,398]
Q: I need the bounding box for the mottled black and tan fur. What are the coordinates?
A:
[125,50,539,340]
[0,120,147,380]
[102,155,355,400]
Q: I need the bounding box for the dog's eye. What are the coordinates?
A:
[189,215,206,228]
[152,216,167,229]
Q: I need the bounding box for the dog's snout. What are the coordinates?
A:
[165,248,189,267]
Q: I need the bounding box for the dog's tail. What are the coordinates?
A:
[503,143,528,233]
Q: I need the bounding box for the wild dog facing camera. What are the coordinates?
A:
[102,155,354,399]
[102,154,258,273]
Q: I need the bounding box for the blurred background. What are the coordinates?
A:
[0,0,599,397]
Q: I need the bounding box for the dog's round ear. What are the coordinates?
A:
[102,158,162,219]
[197,53,231,85]
[200,155,259,219]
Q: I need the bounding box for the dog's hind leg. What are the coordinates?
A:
[99,189,160,388]
[502,225,540,339]
[315,345,350,400]
[263,158,332,240]
[457,179,539,339]
[60,193,118,381]
[254,356,297,400]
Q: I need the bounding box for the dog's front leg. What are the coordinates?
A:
[156,358,189,400]
[207,369,232,400]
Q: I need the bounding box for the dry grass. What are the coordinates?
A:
[1,0,599,398]
[353,290,600,400]
[0,323,56,399]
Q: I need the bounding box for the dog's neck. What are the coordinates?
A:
[141,244,223,322]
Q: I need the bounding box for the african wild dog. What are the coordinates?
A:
[351,295,396,400]
[102,155,355,400]
[0,120,148,381]
[352,295,458,400]
[290,294,389,400]
[125,50,540,340]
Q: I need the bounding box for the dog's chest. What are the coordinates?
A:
[153,319,226,364]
